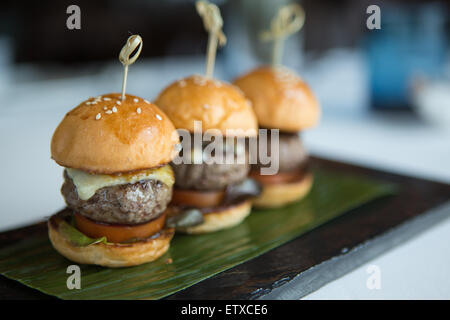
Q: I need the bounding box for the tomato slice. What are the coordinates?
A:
[74,212,166,243]
[249,169,305,185]
[171,189,225,208]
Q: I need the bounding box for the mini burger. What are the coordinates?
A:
[154,75,261,234]
[233,66,320,208]
[49,93,179,267]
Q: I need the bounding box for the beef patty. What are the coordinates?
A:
[172,135,250,191]
[61,171,172,224]
[252,131,308,173]
[172,161,249,191]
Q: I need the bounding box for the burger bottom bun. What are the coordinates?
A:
[252,173,313,209]
[48,217,174,268]
[175,200,252,235]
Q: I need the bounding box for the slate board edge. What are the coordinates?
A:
[255,200,450,300]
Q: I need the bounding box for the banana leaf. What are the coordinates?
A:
[0,169,396,299]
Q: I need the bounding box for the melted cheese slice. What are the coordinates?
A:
[66,165,174,200]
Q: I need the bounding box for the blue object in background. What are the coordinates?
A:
[365,2,448,110]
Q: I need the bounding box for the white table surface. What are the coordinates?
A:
[0,53,449,299]
[302,113,450,300]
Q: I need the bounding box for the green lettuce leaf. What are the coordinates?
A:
[59,220,108,247]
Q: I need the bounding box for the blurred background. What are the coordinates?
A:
[0,0,449,230]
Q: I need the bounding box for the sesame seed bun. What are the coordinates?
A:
[154,75,258,137]
[233,66,320,132]
[51,93,179,174]
[252,172,313,208]
[172,200,252,234]
[48,212,174,268]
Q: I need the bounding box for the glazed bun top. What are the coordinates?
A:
[154,75,258,137]
[233,66,320,132]
[51,93,179,174]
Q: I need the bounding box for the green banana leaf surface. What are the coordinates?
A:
[0,169,396,299]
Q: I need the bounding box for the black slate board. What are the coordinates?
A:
[0,157,449,299]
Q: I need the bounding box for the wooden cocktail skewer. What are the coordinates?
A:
[119,35,143,100]
[260,3,305,67]
[196,0,227,79]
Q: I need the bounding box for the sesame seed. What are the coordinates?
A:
[112,106,117,113]
[203,104,209,109]
[195,79,206,86]
[95,113,101,120]
[133,98,139,103]
[105,110,113,114]
[137,108,142,114]
[192,75,206,86]
[117,101,121,105]
[103,106,107,110]
[91,101,97,105]
[86,101,91,105]
[103,97,111,101]
[144,99,150,104]
[156,114,162,120]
